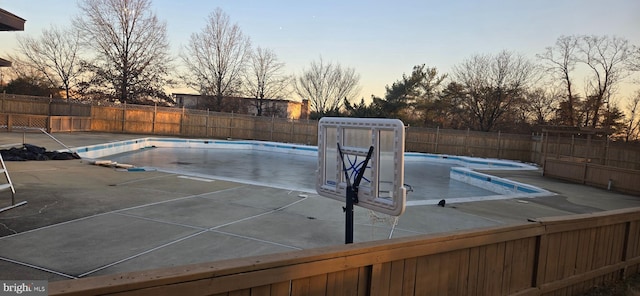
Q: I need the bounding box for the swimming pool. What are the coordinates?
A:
[75,138,552,205]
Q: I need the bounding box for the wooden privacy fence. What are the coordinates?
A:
[0,114,91,132]
[86,104,537,161]
[0,93,91,116]
[48,207,640,296]
[88,104,320,144]
[539,132,640,170]
[544,158,640,196]
[405,126,533,162]
[2,94,640,183]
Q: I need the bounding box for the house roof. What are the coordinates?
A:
[0,8,25,67]
[541,126,611,135]
[0,57,11,67]
[172,93,300,104]
[0,8,25,31]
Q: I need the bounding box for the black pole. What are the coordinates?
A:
[338,144,374,244]
[345,185,356,244]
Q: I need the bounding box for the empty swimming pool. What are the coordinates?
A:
[106,147,496,202]
[82,138,550,205]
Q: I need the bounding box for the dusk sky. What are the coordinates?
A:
[1,0,639,102]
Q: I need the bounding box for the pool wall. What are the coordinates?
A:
[404,152,538,170]
[450,167,545,196]
[73,137,550,197]
[76,138,317,159]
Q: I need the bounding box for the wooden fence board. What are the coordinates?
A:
[401,257,416,295]
[629,222,640,260]
[456,248,471,295]
[593,226,608,269]
[513,237,536,293]
[568,230,580,279]
[343,268,361,296]
[228,289,249,296]
[308,274,327,296]
[557,232,571,280]
[270,281,290,296]
[489,243,505,295]
[414,255,439,296]
[446,251,461,296]
[388,259,404,296]
[467,247,480,296]
[291,277,310,295]
[502,240,515,294]
[326,271,343,296]
[370,262,391,296]
[435,253,448,295]
[247,285,268,296]
[546,233,563,284]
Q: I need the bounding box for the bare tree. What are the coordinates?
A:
[0,66,12,87]
[74,0,172,104]
[537,35,580,126]
[181,7,251,111]
[525,86,562,125]
[579,35,632,128]
[295,57,361,115]
[16,25,81,100]
[243,47,290,116]
[622,91,640,142]
[629,44,640,72]
[1,54,59,97]
[451,50,536,131]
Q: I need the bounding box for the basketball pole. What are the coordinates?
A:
[338,143,374,244]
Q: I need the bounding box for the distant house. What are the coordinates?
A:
[0,8,26,67]
[172,93,309,120]
[172,93,204,108]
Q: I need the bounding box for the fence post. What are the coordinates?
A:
[570,135,575,159]
[465,128,470,156]
[305,119,310,145]
[180,106,185,135]
[542,132,549,171]
[603,136,610,166]
[435,126,439,153]
[497,131,501,159]
[532,233,549,289]
[271,115,274,141]
[621,220,637,278]
[122,103,126,132]
[47,97,52,131]
[229,112,233,139]
[581,134,592,184]
[152,104,157,134]
[206,109,210,138]
[552,133,556,158]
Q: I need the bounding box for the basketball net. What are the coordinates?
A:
[367,210,400,239]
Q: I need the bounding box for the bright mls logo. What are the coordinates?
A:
[0,281,47,296]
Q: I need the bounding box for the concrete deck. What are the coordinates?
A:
[1,131,639,281]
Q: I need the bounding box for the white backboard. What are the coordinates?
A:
[316,117,406,216]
